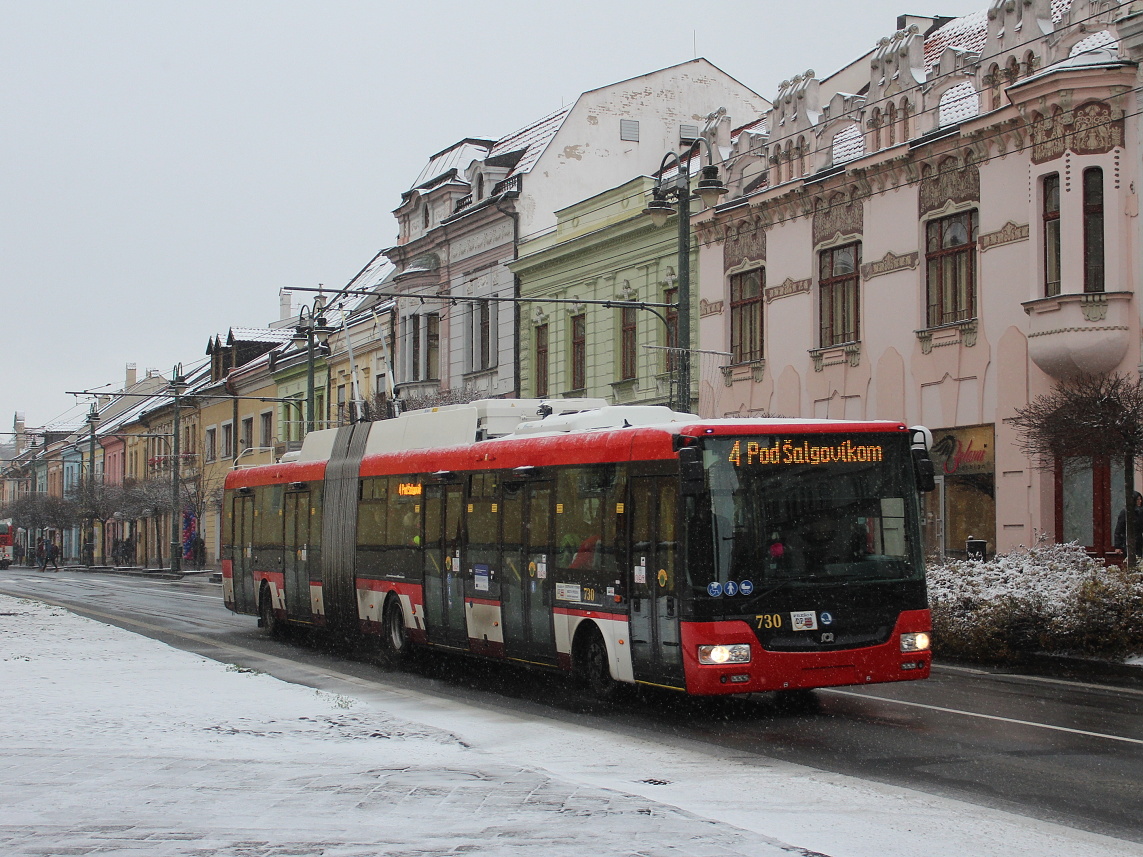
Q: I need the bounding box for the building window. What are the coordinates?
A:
[620,306,637,380]
[535,324,549,397]
[620,119,640,142]
[241,417,253,452]
[426,313,440,379]
[819,243,861,346]
[408,315,422,381]
[221,423,233,460]
[1043,173,1061,297]
[260,412,273,447]
[1083,167,1104,293]
[205,427,217,462]
[664,286,679,372]
[470,300,494,372]
[925,210,978,327]
[730,268,764,363]
[570,313,586,391]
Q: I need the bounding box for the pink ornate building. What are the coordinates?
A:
[695,1,1142,557]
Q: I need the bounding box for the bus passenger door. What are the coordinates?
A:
[629,476,683,687]
[283,491,311,621]
[233,494,256,614]
[500,480,555,663]
[424,481,467,647]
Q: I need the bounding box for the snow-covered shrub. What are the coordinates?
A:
[927,541,1143,661]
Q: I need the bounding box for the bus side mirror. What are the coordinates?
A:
[678,447,704,495]
[909,425,936,492]
[911,449,936,492]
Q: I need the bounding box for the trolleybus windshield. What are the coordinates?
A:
[693,434,924,594]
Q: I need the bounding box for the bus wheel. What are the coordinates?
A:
[258,585,282,638]
[578,626,619,700]
[381,596,410,662]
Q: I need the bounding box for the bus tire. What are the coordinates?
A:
[577,624,619,701]
[381,595,410,662]
[258,584,282,638]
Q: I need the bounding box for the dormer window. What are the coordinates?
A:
[477,174,485,200]
[422,204,430,229]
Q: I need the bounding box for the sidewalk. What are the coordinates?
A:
[1,592,1140,857]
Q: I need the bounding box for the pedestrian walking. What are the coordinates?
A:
[46,540,60,571]
[36,539,46,571]
[1114,491,1143,559]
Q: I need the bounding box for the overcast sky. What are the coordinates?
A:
[2,0,984,431]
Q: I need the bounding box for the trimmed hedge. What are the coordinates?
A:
[927,541,1143,662]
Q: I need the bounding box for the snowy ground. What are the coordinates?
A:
[0,592,1138,857]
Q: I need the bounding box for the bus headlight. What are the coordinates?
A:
[698,644,752,665]
[900,632,931,653]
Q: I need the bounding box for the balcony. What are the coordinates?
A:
[1022,291,1133,379]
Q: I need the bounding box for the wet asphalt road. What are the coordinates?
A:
[2,566,1141,844]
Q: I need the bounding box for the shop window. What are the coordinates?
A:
[1056,456,1123,555]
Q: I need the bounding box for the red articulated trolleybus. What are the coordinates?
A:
[222,399,937,698]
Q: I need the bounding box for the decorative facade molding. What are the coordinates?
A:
[979,221,1029,252]
[723,225,766,270]
[919,161,980,217]
[859,250,919,280]
[1029,102,1125,165]
[699,298,724,317]
[765,277,812,304]
[812,196,863,247]
[720,359,766,385]
[1082,293,1109,322]
[809,342,861,372]
[916,319,978,354]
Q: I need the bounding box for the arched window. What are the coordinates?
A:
[987,63,1002,111]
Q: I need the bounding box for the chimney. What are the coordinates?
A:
[125,362,137,389]
[280,289,293,321]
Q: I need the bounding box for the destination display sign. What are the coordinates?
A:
[727,438,885,467]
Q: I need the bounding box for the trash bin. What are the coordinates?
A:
[966,538,987,560]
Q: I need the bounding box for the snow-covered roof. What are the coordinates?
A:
[227,327,296,345]
[923,0,1072,70]
[410,139,495,191]
[488,105,572,179]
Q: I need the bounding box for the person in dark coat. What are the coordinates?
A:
[1113,491,1143,557]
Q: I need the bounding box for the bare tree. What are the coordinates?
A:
[1010,372,1143,566]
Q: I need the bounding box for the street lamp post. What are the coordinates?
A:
[643,141,729,412]
[86,405,100,566]
[292,299,333,435]
[169,364,188,573]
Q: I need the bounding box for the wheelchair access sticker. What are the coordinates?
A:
[790,610,818,631]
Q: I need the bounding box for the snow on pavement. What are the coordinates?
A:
[0,592,1137,857]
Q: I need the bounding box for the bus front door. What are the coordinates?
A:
[629,476,683,688]
[424,482,467,647]
[283,491,311,621]
[500,481,555,663]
